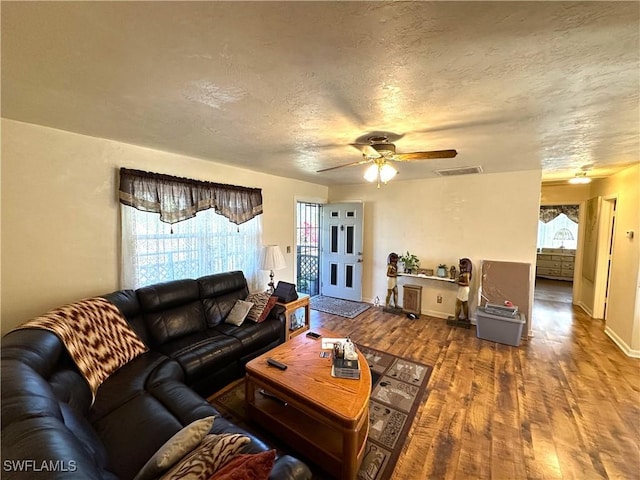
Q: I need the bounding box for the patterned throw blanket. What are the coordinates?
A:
[15,297,148,400]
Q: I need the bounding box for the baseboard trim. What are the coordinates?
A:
[604,326,640,358]
[576,301,593,317]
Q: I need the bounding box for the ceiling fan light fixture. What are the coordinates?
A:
[364,163,379,182]
[363,160,397,187]
[568,172,591,184]
[379,163,398,183]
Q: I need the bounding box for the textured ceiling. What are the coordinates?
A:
[2,1,638,186]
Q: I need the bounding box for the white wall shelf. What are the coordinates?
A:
[398,273,456,283]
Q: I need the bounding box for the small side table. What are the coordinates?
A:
[403,284,422,317]
[276,293,310,340]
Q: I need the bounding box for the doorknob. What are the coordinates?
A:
[357,259,363,263]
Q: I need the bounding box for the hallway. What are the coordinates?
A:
[534,277,573,304]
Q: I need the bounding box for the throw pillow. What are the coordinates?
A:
[160,433,250,480]
[134,416,215,480]
[210,450,276,480]
[245,292,278,323]
[225,300,254,326]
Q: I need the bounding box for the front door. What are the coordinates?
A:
[320,203,364,301]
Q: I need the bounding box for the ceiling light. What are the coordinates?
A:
[364,159,397,188]
[568,172,591,184]
[364,163,379,182]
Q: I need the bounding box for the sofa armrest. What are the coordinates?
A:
[268,305,287,343]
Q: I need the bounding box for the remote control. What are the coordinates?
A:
[267,357,287,370]
[306,331,321,339]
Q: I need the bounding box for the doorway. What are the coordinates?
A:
[320,203,364,301]
[296,202,321,297]
[535,204,580,303]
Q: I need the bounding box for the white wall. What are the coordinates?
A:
[590,165,640,355]
[328,170,542,333]
[1,119,328,332]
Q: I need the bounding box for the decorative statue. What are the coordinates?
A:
[449,265,457,280]
[385,252,399,308]
[454,258,472,322]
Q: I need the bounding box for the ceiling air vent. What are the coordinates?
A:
[434,166,483,177]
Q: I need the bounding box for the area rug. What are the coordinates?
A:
[310,295,371,318]
[208,346,432,480]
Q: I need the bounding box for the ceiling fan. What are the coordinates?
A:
[317,134,458,187]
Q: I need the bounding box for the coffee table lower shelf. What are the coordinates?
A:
[245,379,368,479]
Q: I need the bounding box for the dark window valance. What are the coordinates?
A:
[119,168,263,225]
[539,205,579,224]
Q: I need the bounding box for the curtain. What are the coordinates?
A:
[119,168,262,225]
[539,205,579,223]
[121,205,262,290]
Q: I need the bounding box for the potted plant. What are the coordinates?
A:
[437,264,448,278]
[400,251,420,273]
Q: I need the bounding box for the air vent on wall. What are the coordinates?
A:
[434,166,483,177]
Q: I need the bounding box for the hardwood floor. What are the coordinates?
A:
[309,285,640,480]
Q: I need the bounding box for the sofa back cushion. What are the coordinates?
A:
[137,280,207,347]
[103,289,152,347]
[198,272,250,327]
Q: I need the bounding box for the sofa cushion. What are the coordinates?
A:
[198,272,250,327]
[225,300,254,326]
[160,433,250,479]
[157,330,242,384]
[211,450,276,480]
[245,293,278,323]
[134,416,215,480]
[90,351,178,422]
[138,280,207,346]
[214,318,282,355]
[92,393,186,479]
[197,271,249,299]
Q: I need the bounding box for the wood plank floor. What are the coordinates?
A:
[309,280,640,480]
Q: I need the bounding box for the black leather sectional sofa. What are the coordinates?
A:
[1,271,311,480]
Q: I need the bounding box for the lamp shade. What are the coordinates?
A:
[259,245,286,271]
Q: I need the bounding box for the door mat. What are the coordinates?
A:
[310,295,371,318]
[208,345,433,480]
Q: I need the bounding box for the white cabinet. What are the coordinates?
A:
[536,248,575,281]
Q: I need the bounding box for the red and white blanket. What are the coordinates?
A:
[15,297,148,401]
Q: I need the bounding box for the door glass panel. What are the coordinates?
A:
[331,211,339,218]
[330,225,339,253]
[330,263,338,285]
[345,264,353,288]
[346,226,354,254]
[346,211,355,217]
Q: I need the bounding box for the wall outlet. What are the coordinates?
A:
[437,295,442,304]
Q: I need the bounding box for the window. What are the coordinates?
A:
[537,213,578,250]
[121,205,262,290]
[118,168,263,291]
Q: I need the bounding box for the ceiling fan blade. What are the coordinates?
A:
[393,149,458,161]
[316,158,372,173]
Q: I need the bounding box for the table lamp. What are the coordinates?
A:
[259,245,286,293]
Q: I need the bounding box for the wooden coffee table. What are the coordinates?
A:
[245,327,371,480]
